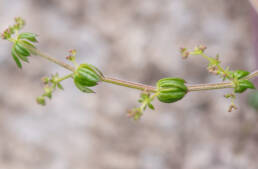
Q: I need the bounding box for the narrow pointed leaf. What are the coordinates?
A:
[235,80,256,93]
[233,70,250,80]
[74,80,95,93]
[18,32,38,42]
[19,40,37,55]
[15,42,30,57]
[148,103,155,110]
[11,47,22,68]
[57,83,64,90]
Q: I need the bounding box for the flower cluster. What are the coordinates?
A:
[36,73,67,105]
[180,45,256,111]
[1,18,38,68]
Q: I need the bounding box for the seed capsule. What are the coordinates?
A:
[73,64,103,93]
[156,78,187,103]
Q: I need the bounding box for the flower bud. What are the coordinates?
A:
[156,78,187,103]
[43,86,52,99]
[198,45,207,52]
[36,96,46,105]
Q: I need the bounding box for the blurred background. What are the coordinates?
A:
[0,0,258,169]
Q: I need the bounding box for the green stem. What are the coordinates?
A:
[27,47,258,93]
[101,77,157,92]
[245,70,258,80]
[200,53,212,62]
[56,73,74,83]
[25,45,75,72]
[200,53,233,80]
[187,82,234,91]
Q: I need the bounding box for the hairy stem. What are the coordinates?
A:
[29,47,258,93]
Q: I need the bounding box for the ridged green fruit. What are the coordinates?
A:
[73,64,102,93]
[157,78,187,103]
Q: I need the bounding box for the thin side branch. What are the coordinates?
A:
[27,45,75,72]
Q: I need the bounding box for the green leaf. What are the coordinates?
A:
[57,83,64,90]
[13,44,29,62]
[18,32,38,42]
[235,80,256,93]
[148,103,155,110]
[19,40,37,55]
[233,70,250,80]
[239,80,255,89]
[74,80,95,93]
[15,42,30,58]
[143,104,147,110]
[140,92,149,99]
[138,98,144,103]
[11,47,22,68]
[20,40,35,48]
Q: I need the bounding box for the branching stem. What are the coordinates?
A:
[29,47,258,93]
[27,45,75,72]
[56,73,74,83]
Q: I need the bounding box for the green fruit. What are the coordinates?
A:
[157,78,187,103]
[73,64,103,92]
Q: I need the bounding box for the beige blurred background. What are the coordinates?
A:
[0,0,258,169]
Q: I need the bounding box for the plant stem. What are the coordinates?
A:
[245,70,258,80]
[101,77,157,92]
[187,82,233,91]
[26,45,75,72]
[56,73,74,83]
[29,47,258,93]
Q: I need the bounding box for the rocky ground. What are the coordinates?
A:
[0,0,258,169]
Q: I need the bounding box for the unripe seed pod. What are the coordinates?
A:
[74,64,103,93]
[156,78,187,103]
